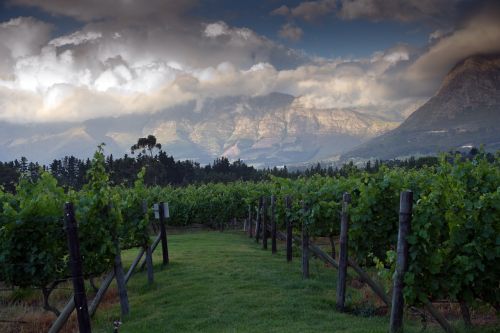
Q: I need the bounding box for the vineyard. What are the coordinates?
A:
[1,147,499,332]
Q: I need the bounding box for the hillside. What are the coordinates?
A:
[342,54,500,161]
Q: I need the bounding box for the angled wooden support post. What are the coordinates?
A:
[424,301,455,333]
[48,296,75,333]
[139,234,161,271]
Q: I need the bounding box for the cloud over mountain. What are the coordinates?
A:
[404,4,500,92]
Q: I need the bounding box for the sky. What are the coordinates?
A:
[0,0,500,123]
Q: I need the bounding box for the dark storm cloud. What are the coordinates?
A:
[278,23,304,41]
[271,0,467,24]
[9,0,199,22]
[337,0,460,23]
[271,1,337,22]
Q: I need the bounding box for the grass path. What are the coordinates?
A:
[92,231,442,333]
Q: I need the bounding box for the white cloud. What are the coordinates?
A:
[274,59,390,109]
[204,22,229,38]
[0,15,305,122]
[49,30,102,47]
[428,29,452,42]
[383,51,410,64]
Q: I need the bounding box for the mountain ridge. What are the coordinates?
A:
[0,93,398,165]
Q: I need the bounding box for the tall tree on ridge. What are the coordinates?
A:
[130,135,162,158]
[131,135,162,185]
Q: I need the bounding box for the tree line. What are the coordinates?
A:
[0,135,490,193]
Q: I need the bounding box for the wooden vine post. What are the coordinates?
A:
[243,209,247,231]
[271,195,277,254]
[143,200,154,284]
[262,197,268,250]
[255,196,263,243]
[336,192,351,312]
[301,201,309,279]
[64,202,92,333]
[254,210,258,240]
[285,196,293,262]
[248,205,253,238]
[246,207,250,235]
[460,301,472,328]
[390,191,413,333]
[158,202,170,265]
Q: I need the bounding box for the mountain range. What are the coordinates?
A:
[1,54,499,166]
[0,93,397,166]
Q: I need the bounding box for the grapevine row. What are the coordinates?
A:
[1,148,498,316]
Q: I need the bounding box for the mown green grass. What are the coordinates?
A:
[92,232,486,333]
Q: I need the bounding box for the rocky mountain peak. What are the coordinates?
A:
[437,54,500,98]
[400,54,500,131]
[342,54,500,161]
